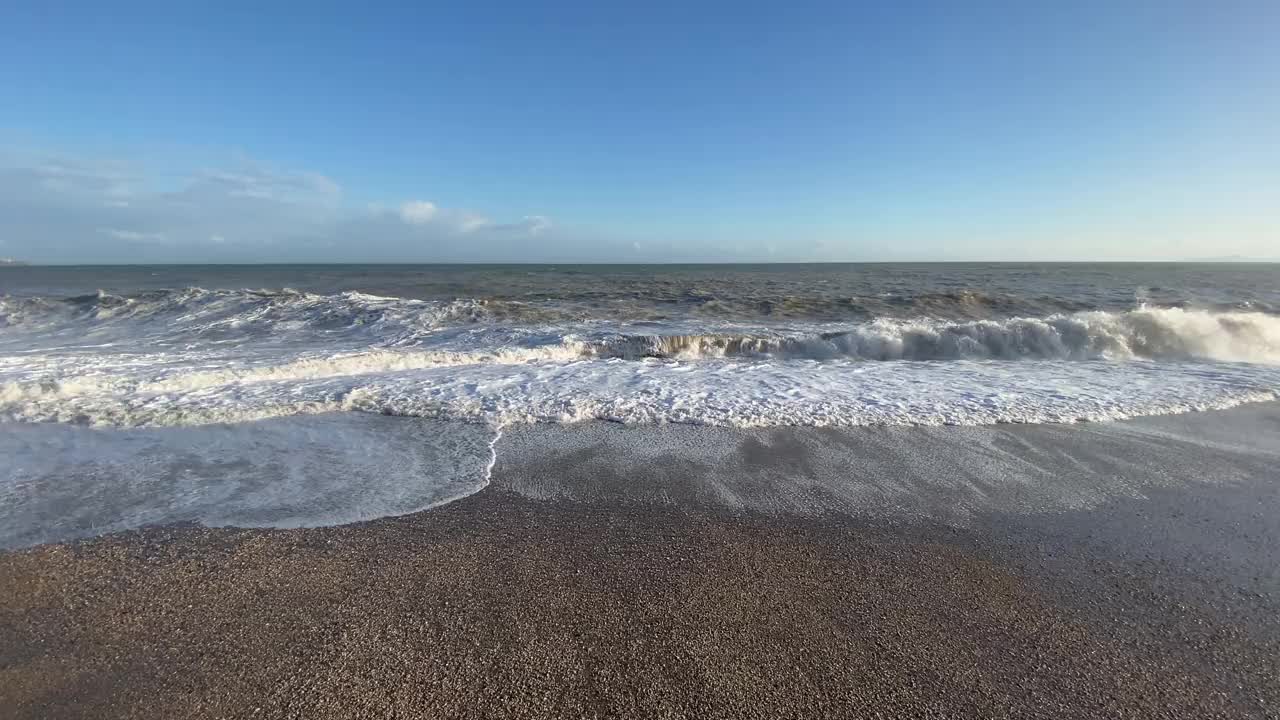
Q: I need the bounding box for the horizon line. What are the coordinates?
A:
[4,259,1279,268]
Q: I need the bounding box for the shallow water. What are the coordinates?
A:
[2,262,1278,542]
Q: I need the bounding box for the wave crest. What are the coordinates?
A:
[0,287,519,347]
[588,308,1280,364]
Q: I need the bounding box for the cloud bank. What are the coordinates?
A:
[0,150,610,264]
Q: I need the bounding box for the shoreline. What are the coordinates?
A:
[3,405,1279,718]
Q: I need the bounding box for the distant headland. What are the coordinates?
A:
[0,258,30,266]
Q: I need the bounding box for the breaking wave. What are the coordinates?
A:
[591,308,1280,365]
[0,287,555,346]
[5,267,1278,546]
[2,286,1278,431]
[3,287,1278,365]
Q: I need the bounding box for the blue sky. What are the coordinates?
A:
[1,1,1276,263]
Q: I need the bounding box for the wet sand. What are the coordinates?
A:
[2,406,1279,718]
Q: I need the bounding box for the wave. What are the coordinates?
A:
[585,308,1280,365]
[7,306,1277,380]
[7,287,1272,343]
[0,416,500,548]
[669,289,1100,320]
[3,290,1279,431]
[3,308,1277,392]
[2,352,1276,430]
[0,287,556,342]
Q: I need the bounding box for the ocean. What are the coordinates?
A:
[3,262,1279,547]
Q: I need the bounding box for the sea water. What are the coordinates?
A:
[3,263,1278,545]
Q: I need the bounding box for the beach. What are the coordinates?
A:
[3,404,1278,719]
[5,0,1279,711]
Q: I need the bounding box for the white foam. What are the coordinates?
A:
[5,291,1280,546]
[6,289,1280,364]
[2,353,1276,429]
[587,307,1280,364]
[0,414,499,549]
[2,293,1279,431]
[0,288,487,353]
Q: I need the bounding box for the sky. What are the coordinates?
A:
[0,1,1277,264]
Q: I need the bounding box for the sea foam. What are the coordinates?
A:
[0,414,499,548]
[3,277,1278,545]
[2,288,1278,430]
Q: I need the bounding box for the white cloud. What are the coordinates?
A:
[192,166,341,204]
[30,161,136,199]
[454,212,492,234]
[395,201,537,236]
[99,228,167,243]
[521,215,552,236]
[395,201,503,234]
[465,214,552,236]
[398,200,438,224]
[0,149,593,263]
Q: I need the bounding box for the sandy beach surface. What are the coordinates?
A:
[3,405,1279,719]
